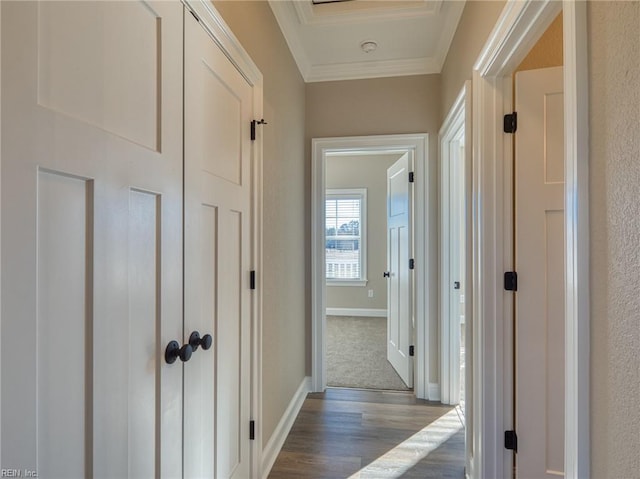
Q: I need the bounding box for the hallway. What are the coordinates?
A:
[268,388,465,478]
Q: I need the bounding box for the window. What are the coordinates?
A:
[325,189,367,285]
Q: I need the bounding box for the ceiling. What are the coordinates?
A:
[268,0,466,83]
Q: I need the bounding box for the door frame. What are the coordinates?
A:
[438,83,471,407]
[311,134,435,399]
[182,2,264,477]
[471,2,589,478]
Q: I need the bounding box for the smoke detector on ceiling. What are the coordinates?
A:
[360,41,378,54]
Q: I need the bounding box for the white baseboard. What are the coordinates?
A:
[326,308,387,317]
[428,382,441,402]
[261,376,311,479]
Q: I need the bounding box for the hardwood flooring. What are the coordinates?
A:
[268,388,465,479]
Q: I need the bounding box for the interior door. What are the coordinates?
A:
[1,1,184,477]
[386,153,413,388]
[515,66,565,478]
[183,10,254,479]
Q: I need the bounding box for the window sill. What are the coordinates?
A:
[327,279,368,287]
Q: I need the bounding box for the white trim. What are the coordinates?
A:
[428,383,441,402]
[261,377,311,479]
[433,1,466,71]
[0,2,3,467]
[293,0,441,26]
[439,85,467,406]
[326,308,387,318]
[472,1,589,478]
[184,3,265,478]
[563,2,590,477]
[312,134,432,400]
[306,57,440,83]
[326,281,368,287]
[267,0,463,83]
[267,1,312,80]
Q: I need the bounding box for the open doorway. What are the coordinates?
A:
[311,134,436,400]
[325,151,411,391]
[439,84,471,410]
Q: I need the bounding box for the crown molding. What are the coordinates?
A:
[268,0,463,83]
[268,0,311,79]
[306,56,440,83]
[294,0,442,26]
[433,0,465,70]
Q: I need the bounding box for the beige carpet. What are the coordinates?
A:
[326,315,410,391]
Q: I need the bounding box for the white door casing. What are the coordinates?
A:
[386,153,413,388]
[471,3,589,478]
[183,7,255,479]
[515,66,565,478]
[311,134,431,399]
[1,2,184,476]
[439,84,471,408]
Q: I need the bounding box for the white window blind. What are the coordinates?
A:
[325,189,367,283]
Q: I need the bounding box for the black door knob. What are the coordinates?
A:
[189,331,213,352]
[383,271,390,278]
[165,340,193,364]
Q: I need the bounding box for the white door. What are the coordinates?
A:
[183,10,254,479]
[515,66,565,478]
[386,153,413,388]
[1,2,184,477]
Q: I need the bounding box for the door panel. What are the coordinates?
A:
[1,2,184,477]
[184,10,253,479]
[37,171,92,478]
[386,153,413,388]
[128,189,162,478]
[515,66,565,478]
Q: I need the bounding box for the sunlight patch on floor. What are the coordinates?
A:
[347,408,464,479]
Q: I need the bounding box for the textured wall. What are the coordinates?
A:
[325,153,402,311]
[212,0,307,447]
[440,0,505,118]
[588,2,640,477]
[306,74,441,383]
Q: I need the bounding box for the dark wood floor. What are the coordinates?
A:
[268,388,465,479]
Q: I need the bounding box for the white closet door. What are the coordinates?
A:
[1,2,184,477]
[515,66,565,478]
[183,10,254,479]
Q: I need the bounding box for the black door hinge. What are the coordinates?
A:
[249,420,255,440]
[189,9,200,22]
[504,430,517,452]
[250,119,267,141]
[409,172,415,183]
[409,345,415,357]
[504,112,517,133]
[250,271,256,290]
[409,259,415,270]
[504,271,517,291]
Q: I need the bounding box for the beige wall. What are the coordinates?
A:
[306,75,442,383]
[589,2,640,477]
[212,0,307,446]
[440,0,506,117]
[325,153,402,311]
[516,12,563,73]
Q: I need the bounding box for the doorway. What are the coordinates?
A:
[471,2,589,477]
[439,83,472,410]
[324,152,411,391]
[311,134,436,400]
